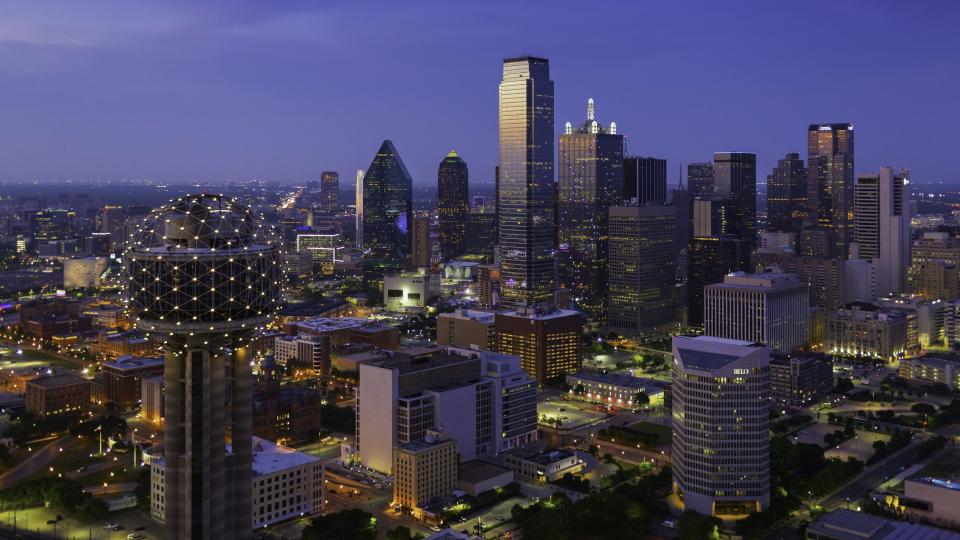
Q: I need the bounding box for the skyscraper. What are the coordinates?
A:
[320,171,339,211]
[807,123,855,258]
[437,150,469,260]
[854,167,911,296]
[672,336,770,517]
[713,152,757,247]
[766,153,807,234]
[411,215,432,268]
[498,56,556,309]
[687,162,714,201]
[355,169,364,248]
[687,235,751,326]
[607,205,677,334]
[126,195,283,539]
[623,156,666,205]
[362,140,413,284]
[557,97,624,318]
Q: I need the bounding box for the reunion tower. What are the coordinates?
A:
[126,194,282,539]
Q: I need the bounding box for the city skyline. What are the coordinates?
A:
[0,2,958,186]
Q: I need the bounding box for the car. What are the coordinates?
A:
[430,525,443,532]
[660,519,677,529]
[127,534,145,540]
[104,524,119,530]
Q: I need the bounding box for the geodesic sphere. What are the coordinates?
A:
[124,193,283,339]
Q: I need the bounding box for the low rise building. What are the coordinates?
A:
[456,461,514,497]
[805,508,960,540]
[141,376,164,425]
[564,371,664,409]
[393,429,458,515]
[19,298,93,340]
[503,447,582,483]
[899,357,960,390]
[25,374,91,416]
[100,356,164,411]
[436,309,496,351]
[769,352,834,408]
[383,269,439,311]
[825,302,909,363]
[288,316,399,351]
[91,331,156,360]
[892,477,960,530]
[274,334,330,373]
[151,438,323,528]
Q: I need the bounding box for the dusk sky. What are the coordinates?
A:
[1,1,957,187]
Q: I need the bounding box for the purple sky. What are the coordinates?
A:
[1,1,957,187]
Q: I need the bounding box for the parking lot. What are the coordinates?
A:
[537,399,608,429]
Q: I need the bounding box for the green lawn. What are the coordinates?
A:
[0,347,83,369]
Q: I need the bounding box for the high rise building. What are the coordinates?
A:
[703,271,809,352]
[392,430,459,515]
[807,123,855,258]
[853,167,911,296]
[623,156,666,205]
[766,153,807,234]
[356,348,537,473]
[769,352,834,408]
[911,260,958,302]
[495,305,583,386]
[355,169,364,248]
[825,302,909,362]
[557,98,624,318]
[126,195,283,540]
[672,336,770,517]
[498,56,556,308]
[607,205,677,335]
[411,215,432,268]
[362,140,413,284]
[437,150,469,260]
[687,162,714,201]
[910,232,960,293]
[686,235,751,326]
[464,207,497,257]
[320,171,339,211]
[713,152,757,247]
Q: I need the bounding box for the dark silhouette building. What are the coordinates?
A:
[362,140,413,284]
[686,235,751,326]
[437,150,469,260]
[320,171,339,211]
[623,156,666,205]
[807,123,854,258]
[766,153,807,234]
[713,152,757,248]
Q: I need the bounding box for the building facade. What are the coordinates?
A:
[807,123,855,258]
[362,140,414,284]
[607,205,678,335]
[497,56,556,308]
[769,352,834,408]
[25,374,91,416]
[703,272,809,352]
[825,302,909,362]
[687,235,751,326]
[766,152,807,234]
[494,306,583,385]
[436,309,496,351]
[320,171,339,211]
[392,430,458,513]
[853,167,911,296]
[437,151,469,261]
[623,156,666,205]
[100,356,164,411]
[672,336,770,517]
[713,152,757,247]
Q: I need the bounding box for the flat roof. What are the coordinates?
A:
[102,356,163,371]
[566,370,663,391]
[369,351,476,375]
[28,374,89,388]
[250,437,321,476]
[458,461,512,484]
[807,509,960,540]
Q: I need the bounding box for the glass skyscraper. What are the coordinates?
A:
[807,123,854,258]
[362,140,413,284]
[766,152,807,234]
[498,57,556,308]
[320,171,339,211]
[713,152,757,248]
[623,156,666,205]
[437,150,469,260]
[557,98,624,319]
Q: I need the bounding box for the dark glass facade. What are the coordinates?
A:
[362,140,413,283]
[464,210,496,256]
[766,153,807,234]
[498,57,556,308]
[807,123,854,258]
[320,171,339,211]
[557,99,624,319]
[713,152,757,247]
[623,156,666,205]
[686,235,751,326]
[437,150,469,260]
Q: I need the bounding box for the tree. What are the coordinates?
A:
[678,511,721,540]
[302,509,377,540]
[835,378,854,393]
[634,392,650,407]
[587,444,599,457]
[386,525,414,540]
[911,403,936,416]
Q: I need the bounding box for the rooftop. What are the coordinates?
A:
[369,350,476,376]
[457,460,512,484]
[708,271,805,290]
[807,509,960,540]
[250,437,321,476]
[292,316,389,334]
[566,370,664,391]
[102,355,163,372]
[674,335,764,371]
[27,374,89,389]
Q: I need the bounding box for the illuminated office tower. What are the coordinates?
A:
[557,98,624,319]
[320,171,339,211]
[766,153,807,234]
[437,150,469,260]
[672,336,770,517]
[807,123,854,258]
[607,205,677,335]
[355,169,364,248]
[497,56,556,308]
[854,167,911,296]
[126,194,283,539]
[495,305,583,386]
[623,156,666,205]
[411,215,432,268]
[362,140,413,284]
[713,152,757,247]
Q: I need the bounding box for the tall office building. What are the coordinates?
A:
[557,98,624,318]
[704,272,809,352]
[766,153,807,234]
[687,162,714,242]
[126,195,283,539]
[355,169,364,248]
[687,236,751,326]
[495,305,583,386]
[497,56,556,308]
[623,156,666,205]
[437,150,469,260]
[854,167,911,296]
[713,152,757,247]
[411,215,432,268]
[362,140,413,284]
[320,171,339,211]
[672,336,770,517]
[807,123,854,258]
[607,205,678,335]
